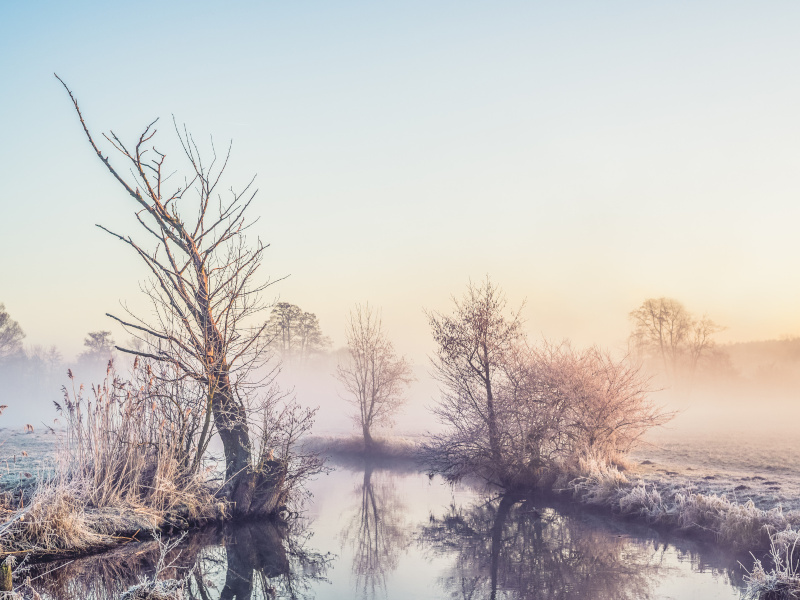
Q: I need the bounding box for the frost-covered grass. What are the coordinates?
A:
[560,453,800,553]
[0,375,222,558]
[744,529,800,599]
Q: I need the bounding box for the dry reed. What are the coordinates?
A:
[744,528,800,599]
[0,362,221,558]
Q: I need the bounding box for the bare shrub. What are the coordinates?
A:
[533,342,669,468]
[423,280,667,490]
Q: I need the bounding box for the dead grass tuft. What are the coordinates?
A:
[744,528,800,599]
[0,365,221,558]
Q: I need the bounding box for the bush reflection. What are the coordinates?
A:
[420,493,665,600]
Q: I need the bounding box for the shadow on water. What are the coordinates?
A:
[25,459,747,599]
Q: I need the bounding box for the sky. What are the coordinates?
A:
[2,1,800,364]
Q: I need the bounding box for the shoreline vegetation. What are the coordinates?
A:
[314,433,799,550]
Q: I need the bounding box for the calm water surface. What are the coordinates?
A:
[30,458,747,599]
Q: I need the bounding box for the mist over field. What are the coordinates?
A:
[3,303,800,441]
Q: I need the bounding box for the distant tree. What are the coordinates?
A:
[629,297,724,380]
[688,315,725,375]
[0,304,24,360]
[266,302,331,362]
[336,304,412,450]
[296,311,330,358]
[78,330,115,365]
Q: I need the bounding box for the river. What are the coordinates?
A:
[24,455,750,599]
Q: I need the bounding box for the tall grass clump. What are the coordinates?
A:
[745,528,800,599]
[0,361,219,556]
[56,362,214,514]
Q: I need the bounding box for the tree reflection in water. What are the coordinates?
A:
[27,519,329,600]
[420,494,665,600]
[192,520,330,600]
[339,464,412,598]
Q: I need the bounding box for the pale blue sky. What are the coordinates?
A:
[2,1,800,360]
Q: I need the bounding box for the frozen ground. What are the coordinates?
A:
[631,427,800,513]
[0,428,61,491]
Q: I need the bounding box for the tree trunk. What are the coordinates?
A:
[362,424,374,452]
[212,367,287,516]
[483,343,503,475]
[211,373,251,481]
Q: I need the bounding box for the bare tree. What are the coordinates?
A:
[629,297,724,381]
[336,304,412,450]
[688,315,725,374]
[424,278,524,485]
[57,76,310,515]
[0,304,24,360]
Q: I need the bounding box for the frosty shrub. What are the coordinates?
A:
[422,279,670,490]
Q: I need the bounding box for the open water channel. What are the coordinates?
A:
[27,457,748,599]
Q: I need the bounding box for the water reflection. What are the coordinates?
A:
[339,464,411,597]
[24,463,746,599]
[28,520,329,600]
[419,492,737,600]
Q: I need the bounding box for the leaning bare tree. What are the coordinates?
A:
[336,304,412,451]
[57,75,302,515]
